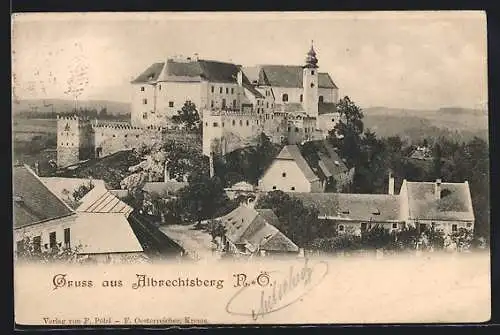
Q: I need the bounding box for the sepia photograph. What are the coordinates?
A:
[12,11,490,326]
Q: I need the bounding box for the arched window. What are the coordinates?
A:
[319,95,324,103]
[300,94,303,102]
[310,82,315,88]
[282,93,288,102]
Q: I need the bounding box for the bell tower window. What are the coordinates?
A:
[310,83,315,88]
[311,70,315,75]
[282,94,288,102]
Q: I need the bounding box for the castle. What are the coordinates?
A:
[57,43,341,166]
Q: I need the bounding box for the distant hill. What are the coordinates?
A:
[361,106,488,143]
[12,99,131,116]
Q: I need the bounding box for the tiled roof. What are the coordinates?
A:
[132,59,253,85]
[220,206,298,253]
[40,177,107,208]
[13,165,74,228]
[318,102,338,115]
[258,65,338,89]
[290,192,402,222]
[404,181,474,221]
[300,141,349,181]
[276,145,319,183]
[76,188,133,217]
[130,62,165,84]
[142,181,188,197]
[72,212,144,255]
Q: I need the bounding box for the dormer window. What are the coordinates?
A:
[341,209,350,214]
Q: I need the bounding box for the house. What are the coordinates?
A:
[13,165,183,263]
[219,205,299,256]
[399,178,475,235]
[224,181,256,204]
[285,175,475,237]
[13,164,77,256]
[258,145,324,193]
[258,142,354,193]
[291,192,403,236]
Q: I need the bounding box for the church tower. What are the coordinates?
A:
[302,41,319,118]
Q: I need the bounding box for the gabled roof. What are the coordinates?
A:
[130,62,165,84]
[258,65,338,89]
[132,59,253,85]
[72,212,144,255]
[76,187,133,217]
[275,145,320,183]
[403,181,474,221]
[290,192,402,222]
[40,177,107,208]
[13,165,75,229]
[220,205,298,252]
[299,141,349,181]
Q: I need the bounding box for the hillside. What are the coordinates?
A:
[362,107,488,143]
[12,99,131,116]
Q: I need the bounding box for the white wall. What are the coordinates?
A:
[14,215,77,254]
[258,159,312,192]
[318,88,337,103]
[271,87,304,104]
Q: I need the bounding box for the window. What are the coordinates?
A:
[64,228,71,249]
[272,186,277,190]
[158,85,161,91]
[205,122,208,126]
[33,236,41,253]
[222,99,226,108]
[282,172,287,177]
[169,101,174,107]
[338,225,344,232]
[300,94,303,102]
[467,223,472,228]
[231,88,234,94]
[211,100,214,108]
[392,223,398,229]
[239,120,243,126]
[319,96,324,103]
[310,82,315,88]
[220,87,223,94]
[282,93,288,102]
[232,120,236,126]
[287,126,291,132]
[452,224,458,232]
[142,98,148,105]
[266,102,269,108]
[143,112,148,120]
[226,87,229,94]
[140,86,145,91]
[361,223,367,231]
[331,118,335,122]
[246,120,249,126]
[211,86,214,93]
[213,122,219,127]
[277,127,280,132]
[136,135,139,138]
[233,100,237,108]
[222,122,225,127]
[291,187,295,191]
[49,232,56,250]
[124,134,127,138]
[295,127,299,132]
[311,70,315,75]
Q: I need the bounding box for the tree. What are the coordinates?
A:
[16,235,83,264]
[328,96,364,168]
[449,228,474,251]
[174,174,230,225]
[72,181,95,202]
[360,225,392,250]
[254,191,320,247]
[172,101,201,132]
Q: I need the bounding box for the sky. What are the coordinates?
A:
[12,11,488,110]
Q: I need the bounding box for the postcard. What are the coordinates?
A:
[12,11,490,326]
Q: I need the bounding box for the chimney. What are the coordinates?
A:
[435,179,442,200]
[193,53,199,61]
[388,172,395,195]
[237,70,243,87]
[34,161,40,176]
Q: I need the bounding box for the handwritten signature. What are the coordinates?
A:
[225,258,329,320]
